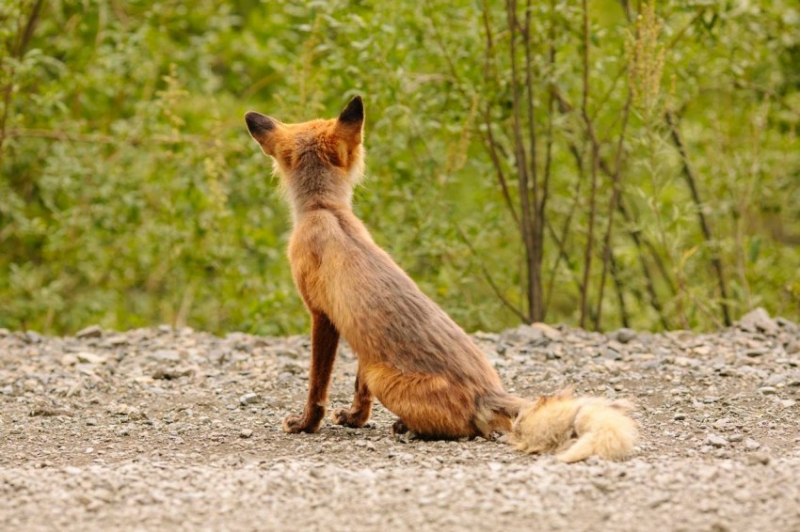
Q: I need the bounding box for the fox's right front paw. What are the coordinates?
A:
[282,414,318,434]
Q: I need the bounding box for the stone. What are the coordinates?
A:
[705,434,728,447]
[150,349,181,362]
[500,325,543,345]
[615,328,637,344]
[239,392,259,406]
[240,428,253,438]
[743,438,761,451]
[758,386,778,395]
[531,322,562,341]
[737,308,778,334]
[76,352,106,364]
[76,325,103,339]
[744,452,770,466]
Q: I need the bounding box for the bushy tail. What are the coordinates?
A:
[508,390,638,463]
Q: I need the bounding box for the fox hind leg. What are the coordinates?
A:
[331,365,374,428]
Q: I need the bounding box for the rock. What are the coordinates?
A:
[240,428,253,438]
[737,308,778,334]
[60,354,79,366]
[673,413,687,421]
[705,434,728,447]
[744,438,761,451]
[150,349,181,362]
[86,418,97,426]
[758,386,778,395]
[615,328,637,344]
[76,352,107,364]
[76,325,103,339]
[239,392,259,406]
[25,331,44,343]
[531,322,562,341]
[744,452,770,466]
[0,328,9,337]
[152,367,194,380]
[500,325,543,345]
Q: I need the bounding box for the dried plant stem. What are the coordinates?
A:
[594,93,632,331]
[579,0,600,329]
[506,0,537,323]
[666,111,732,326]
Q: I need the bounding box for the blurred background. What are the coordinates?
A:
[0,0,798,336]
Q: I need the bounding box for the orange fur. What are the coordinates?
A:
[244,97,639,459]
[245,96,521,439]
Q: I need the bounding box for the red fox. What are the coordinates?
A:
[244,96,636,460]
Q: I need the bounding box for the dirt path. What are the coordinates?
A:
[1,310,798,531]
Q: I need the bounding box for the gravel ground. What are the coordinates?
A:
[1,308,799,531]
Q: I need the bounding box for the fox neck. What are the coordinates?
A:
[283,163,354,222]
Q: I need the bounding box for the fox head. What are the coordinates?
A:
[245,96,365,214]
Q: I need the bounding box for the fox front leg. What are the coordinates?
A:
[283,312,339,434]
[331,365,373,428]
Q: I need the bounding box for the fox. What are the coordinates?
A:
[510,387,638,463]
[244,95,637,457]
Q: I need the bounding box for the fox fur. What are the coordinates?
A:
[244,96,637,457]
[510,387,638,463]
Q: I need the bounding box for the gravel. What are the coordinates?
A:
[0,308,799,531]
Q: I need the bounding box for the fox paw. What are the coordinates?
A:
[282,414,318,434]
[391,419,409,436]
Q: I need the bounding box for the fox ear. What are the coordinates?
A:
[245,111,280,156]
[335,95,364,145]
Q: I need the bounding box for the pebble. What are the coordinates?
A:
[744,452,771,466]
[86,418,98,426]
[758,386,778,395]
[240,428,253,438]
[239,392,259,406]
[737,308,779,334]
[76,325,103,339]
[705,434,728,447]
[77,352,106,364]
[615,328,637,344]
[744,438,761,451]
[531,322,562,341]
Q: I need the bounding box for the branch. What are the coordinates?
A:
[593,92,632,331]
[454,223,529,322]
[665,111,731,326]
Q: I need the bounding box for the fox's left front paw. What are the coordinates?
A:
[331,407,369,428]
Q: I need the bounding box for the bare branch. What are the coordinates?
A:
[666,111,732,326]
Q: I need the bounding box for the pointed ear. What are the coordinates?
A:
[335,95,364,145]
[245,111,280,156]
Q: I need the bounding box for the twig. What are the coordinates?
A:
[454,223,529,322]
[665,111,731,326]
[593,92,632,330]
[578,0,600,329]
[506,0,537,323]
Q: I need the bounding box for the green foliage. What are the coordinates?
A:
[0,0,798,335]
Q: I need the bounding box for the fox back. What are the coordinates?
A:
[246,97,517,438]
